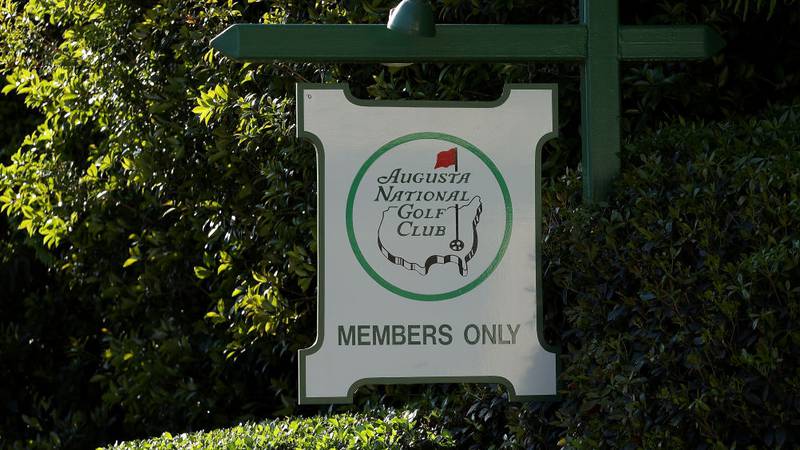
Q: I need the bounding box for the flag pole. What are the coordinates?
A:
[453,147,461,251]
[454,203,460,242]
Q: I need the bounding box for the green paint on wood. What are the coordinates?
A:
[580,0,620,203]
[210,24,588,62]
[618,25,726,60]
[210,24,723,64]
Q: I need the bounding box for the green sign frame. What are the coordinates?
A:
[296,83,560,404]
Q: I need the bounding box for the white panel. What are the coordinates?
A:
[298,85,557,403]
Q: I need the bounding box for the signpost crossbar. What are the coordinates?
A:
[211,1,724,202]
[211,24,722,63]
[211,24,588,62]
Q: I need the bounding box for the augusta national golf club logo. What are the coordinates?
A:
[346,132,513,301]
[377,146,482,276]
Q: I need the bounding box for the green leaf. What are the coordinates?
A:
[194,266,212,279]
[122,257,139,267]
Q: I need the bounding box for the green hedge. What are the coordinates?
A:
[104,411,453,450]
[543,105,800,448]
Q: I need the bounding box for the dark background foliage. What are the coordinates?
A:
[0,0,798,448]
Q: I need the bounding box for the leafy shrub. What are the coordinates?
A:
[546,105,800,448]
[103,410,453,450]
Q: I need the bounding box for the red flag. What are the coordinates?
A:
[434,148,457,169]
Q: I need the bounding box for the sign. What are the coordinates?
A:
[298,84,558,404]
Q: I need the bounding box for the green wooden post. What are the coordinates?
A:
[210,2,724,203]
[581,0,620,202]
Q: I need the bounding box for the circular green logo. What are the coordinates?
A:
[346,132,512,301]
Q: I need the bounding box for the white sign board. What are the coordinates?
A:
[298,84,558,404]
